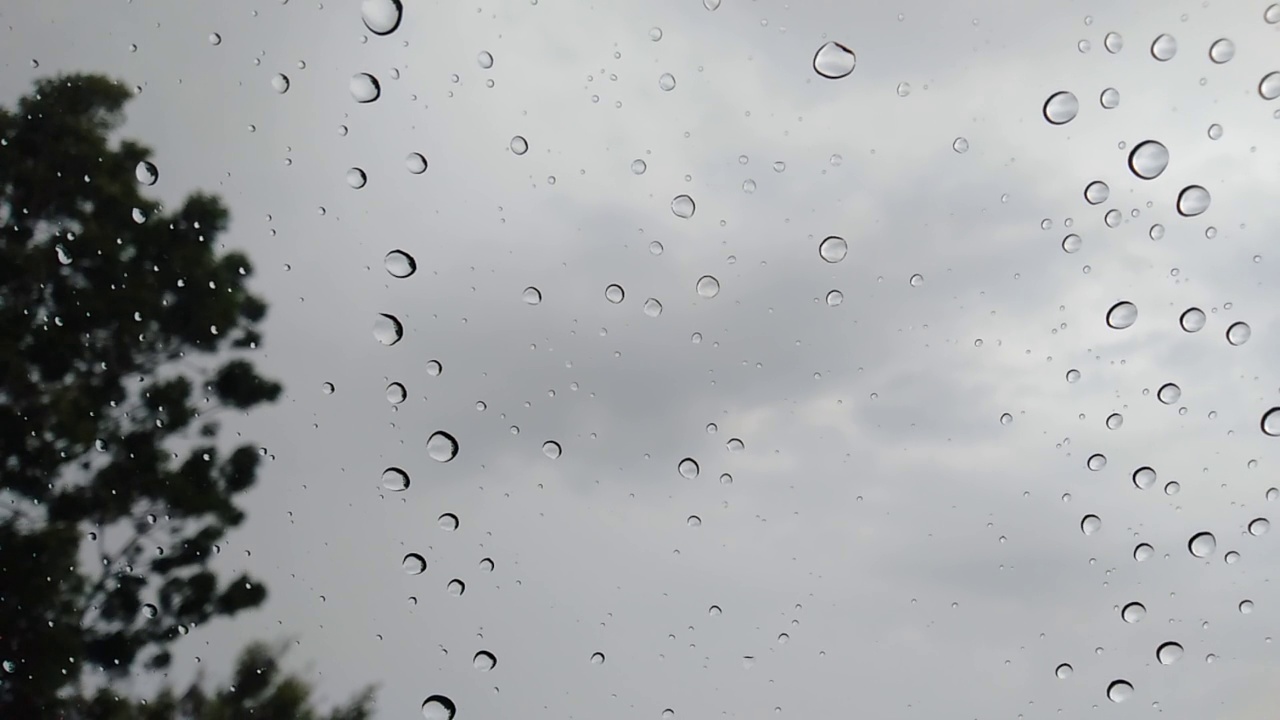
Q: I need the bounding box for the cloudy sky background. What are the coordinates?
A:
[5,0,1280,717]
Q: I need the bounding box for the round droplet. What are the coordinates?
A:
[384,250,417,278]
[818,236,848,263]
[1268,4,1280,22]
[382,467,410,491]
[605,284,625,303]
[1240,600,1255,614]
[1150,34,1177,61]
[406,153,428,174]
[1134,543,1154,561]
[1055,663,1073,679]
[1066,369,1081,383]
[346,168,368,189]
[1104,32,1124,53]
[208,33,222,45]
[1156,642,1183,665]
[479,557,494,572]
[522,287,542,305]
[678,458,700,479]
[1225,550,1241,564]
[631,159,647,175]
[426,360,442,377]
[671,194,696,218]
[1121,602,1147,623]
[1188,532,1217,558]
[140,603,158,619]
[1177,185,1211,217]
[952,137,969,154]
[350,73,381,103]
[1226,321,1251,346]
[643,298,663,317]
[447,579,465,596]
[473,651,496,671]
[1099,87,1120,109]
[687,515,702,527]
[362,0,403,35]
[1268,487,1280,501]
[1061,233,1082,254]
[658,73,677,91]
[1081,514,1102,535]
[477,51,494,69]
[1000,413,1013,425]
[373,313,404,345]
[420,695,456,720]
[1128,141,1169,180]
[542,441,562,459]
[1208,38,1235,64]
[1106,413,1123,430]
[1104,209,1122,228]
[135,160,158,186]
[1043,91,1080,125]
[1248,517,1270,536]
[1263,408,1280,436]
[696,275,720,298]
[322,382,336,395]
[1107,680,1134,703]
[1261,72,1280,100]
[271,73,290,93]
[427,431,459,462]
[1084,181,1110,204]
[812,41,857,79]
[825,290,843,306]
[1133,467,1157,490]
[742,179,756,193]
[510,135,529,155]
[650,27,663,41]
[1208,124,1223,140]
[438,513,459,531]
[708,605,722,616]
[386,382,407,404]
[896,82,911,97]
[1087,454,1107,471]
[726,438,744,452]
[1157,383,1181,405]
[590,652,606,665]
[1180,308,1206,332]
[402,553,427,575]
[1106,301,1138,329]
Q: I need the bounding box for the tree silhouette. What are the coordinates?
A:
[0,74,311,716]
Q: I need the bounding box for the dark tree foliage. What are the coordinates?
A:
[0,74,310,716]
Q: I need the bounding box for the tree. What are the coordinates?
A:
[0,74,293,716]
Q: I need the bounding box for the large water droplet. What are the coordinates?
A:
[812,42,856,79]
[406,153,428,174]
[386,382,407,404]
[1099,87,1120,109]
[1150,34,1177,61]
[426,360,442,377]
[473,651,496,671]
[1133,467,1157,490]
[687,515,702,527]
[1104,32,1124,53]
[1134,543,1154,561]
[1043,91,1080,125]
[631,159,647,175]
[1239,599,1255,614]
[362,0,403,35]
[1157,383,1182,405]
[1087,453,1107,471]
[522,287,542,305]
[1226,321,1251,346]
[605,284,625,303]
[1084,181,1110,204]
[477,51,494,69]
[1261,72,1280,100]
[1248,517,1270,536]
[1188,531,1217,558]
[438,513,459,531]
[1209,38,1235,63]
[671,194,696,218]
[403,553,427,575]
[1105,413,1123,430]
[1128,141,1169,179]
[420,695,456,720]
[590,652,606,665]
[1055,663,1073,679]
[271,73,290,94]
[447,579,465,596]
[1106,301,1137,329]
[373,314,404,345]
[1081,514,1102,535]
[1121,602,1147,623]
[346,168,368,189]
[818,236,848,263]
[826,290,843,306]
[1268,487,1280,501]
[385,250,417,278]
[382,467,410,491]
[1263,408,1280,436]
[1176,185,1211,216]
[658,73,677,91]
[952,137,969,154]
[350,73,381,103]
[1180,307,1206,332]
[696,275,721,298]
[1106,680,1134,703]
[510,135,529,155]
[542,441,562,459]
[1156,642,1183,664]
[643,298,663,317]
[427,431,459,462]
[135,160,158,186]
[678,458,700,479]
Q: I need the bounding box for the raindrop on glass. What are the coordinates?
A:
[1087,454,1107,471]
[1106,680,1133,703]
[426,360,442,377]
[382,467,410,491]
[406,153,428,174]
[427,431,459,462]
[1134,543,1154,561]
[510,136,529,155]
[1208,38,1235,64]
[386,382,407,404]
[473,651,496,671]
[446,579,465,596]
[1177,185,1211,216]
[1261,72,1280,100]
[1081,514,1102,535]
[643,298,663,317]
[350,73,381,103]
[420,695,456,720]
[671,194,696,218]
[373,314,404,345]
[1150,34,1177,61]
[1106,301,1137,329]
[384,250,416,278]
[1133,467,1157,490]
[1188,532,1217,558]
[362,0,403,35]
[1055,663,1073,679]
[1104,32,1124,53]
[1180,308,1206,332]
[1043,91,1080,124]
[1262,408,1280,436]
[1106,413,1123,430]
[1157,383,1181,405]
[952,137,969,154]
[271,73,290,93]
[402,553,427,575]
[818,236,848,263]
[1156,642,1183,665]
[438,513,459,531]
[1226,321,1251,346]
[605,284,625,303]
[826,290,843,306]
[812,42,857,79]
[542,441,562,459]
[678,458,700,479]
[1121,602,1147,623]
[1084,181,1109,204]
[1248,517,1270,536]
[477,51,494,69]
[590,652,606,665]
[1099,87,1120,109]
[135,160,158,186]
[696,275,721,298]
[658,73,677,91]
[631,159,647,175]
[1128,141,1169,180]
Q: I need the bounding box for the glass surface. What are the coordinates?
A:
[3,1,1280,718]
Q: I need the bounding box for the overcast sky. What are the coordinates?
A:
[6,0,1280,717]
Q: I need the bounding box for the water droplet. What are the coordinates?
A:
[426,360,442,377]
[1043,91,1080,125]
[208,33,222,45]
[384,250,417,278]
[386,382,407,404]
[510,135,529,155]
[726,438,744,452]
[1262,408,1280,436]
[403,553,427,575]
[643,298,663,317]
[1207,123,1223,140]
[477,51,494,69]
[1104,209,1122,228]
[1180,307,1206,332]
[542,441,562,459]
[1107,680,1134,703]
[427,431,459,462]
[350,73,381,103]
[1150,34,1177,61]
[1055,663,1073,679]
[1081,514,1102,535]
[678,458,700,479]
[1268,487,1279,501]
[1188,532,1217,558]
[1134,543,1154,561]
[719,473,733,485]
[895,81,912,97]
[382,467,410,491]
[818,236,848,263]
[1104,31,1124,53]
[952,137,969,154]
[687,515,702,527]
[479,557,494,572]
[447,579,465,596]
[590,652,606,665]
[473,651,496,671]
[1225,550,1241,564]
[1208,38,1235,64]
[631,159,647,175]
[406,152,428,174]
[650,27,663,41]
[520,287,543,306]
[1088,452,1107,470]
[1084,181,1110,204]
[1156,642,1183,664]
[999,413,1013,425]
[1226,321,1251,346]
[742,178,756,193]
[271,73,290,93]
[658,73,677,91]
[1261,72,1280,100]
[1121,602,1147,623]
[1157,383,1181,405]
[362,0,403,35]
[135,160,158,186]
[438,513,459,532]
[420,695,456,720]
[1128,141,1169,180]
[605,284,625,303]
[825,290,843,306]
[1106,413,1123,430]
[346,168,369,189]
[1099,87,1120,109]
[1240,600,1255,614]
[1248,517,1270,536]
[696,275,721,298]
[671,194,696,218]
[1268,4,1280,22]
[1106,301,1138,329]
[322,382,336,395]
[373,314,404,345]
[812,42,856,79]
[1133,467,1157,490]
[707,605,722,616]
[140,603,158,619]
[1066,369,1081,383]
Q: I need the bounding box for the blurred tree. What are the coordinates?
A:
[0,74,291,716]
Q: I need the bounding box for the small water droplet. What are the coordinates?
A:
[1000,413,1013,425]
[643,298,663,317]
[479,557,494,572]
[1055,663,1073,679]
[1084,181,1110,204]
[952,137,969,153]
[406,152,428,174]
[403,553,427,575]
[1081,514,1102,535]
[426,360,442,377]
[678,458,700,479]
[473,651,496,671]
[1226,321,1251,346]
[510,135,529,155]
[1128,141,1169,180]
[382,467,410,491]
[477,51,494,69]
[696,275,721,298]
[362,0,403,35]
[135,160,158,186]
[1151,34,1177,61]
[687,515,702,527]
[631,159,647,175]
[420,695,456,720]
[1268,487,1279,501]
[1106,413,1123,430]
[1188,532,1217,558]
[542,441,562,459]
[386,382,407,404]
[1106,301,1138,329]
[605,284,625,303]
[590,652,606,665]
[1121,602,1147,623]
[818,236,848,263]
[825,290,843,306]
[373,314,404,345]
[522,286,542,305]
[1134,543,1154,561]
[1043,91,1080,124]
[1208,123,1223,140]
[1208,38,1235,64]
[1104,32,1124,53]
[447,579,465,596]
[427,431,459,462]
[1156,642,1183,664]
[1239,599,1255,614]
[1066,369,1081,383]
[1133,467,1157,490]
[1107,680,1134,703]
[322,382,336,395]
[1099,87,1120,109]
[812,41,856,79]
[650,27,664,41]
[658,73,677,91]
[208,33,222,45]
[438,513,459,532]
[671,194,696,218]
[350,73,381,103]
[1180,307,1206,332]
[896,82,912,97]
